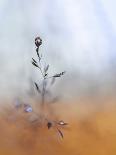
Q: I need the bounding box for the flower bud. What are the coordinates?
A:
[35,37,42,47]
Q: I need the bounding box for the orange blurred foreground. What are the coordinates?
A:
[0,97,116,155]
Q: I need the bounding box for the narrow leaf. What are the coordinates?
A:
[53,71,65,78]
[44,64,49,73]
[45,73,48,77]
[47,122,52,129]
[34,82,41,93]
[51,77,56,85]
[57,128,63,138]
[32,61,39,68]
[53,74,60,77]
[32,58,37,63]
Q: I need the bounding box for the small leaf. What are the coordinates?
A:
[53,71,66,78]
[60,71,66,75]
[53,74,60,77]
[34,82,41,93]
[45,73,48,77]
[51,77,56,85]
[44,64,49,73]
[32,58,37,63]
[57,128,63,138]
[47,122,52,129]
[32,61,39,68]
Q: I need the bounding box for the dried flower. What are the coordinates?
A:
[35,37,42,47]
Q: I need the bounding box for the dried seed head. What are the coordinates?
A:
[35,37,42,47]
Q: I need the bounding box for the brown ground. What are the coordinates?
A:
[0,96,116,155]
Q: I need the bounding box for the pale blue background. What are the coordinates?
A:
[0,0,116,99]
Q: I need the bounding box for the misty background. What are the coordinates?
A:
[0,0,116,101]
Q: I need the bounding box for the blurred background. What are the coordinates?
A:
[0,0,116,101]
[1,1,116,155]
